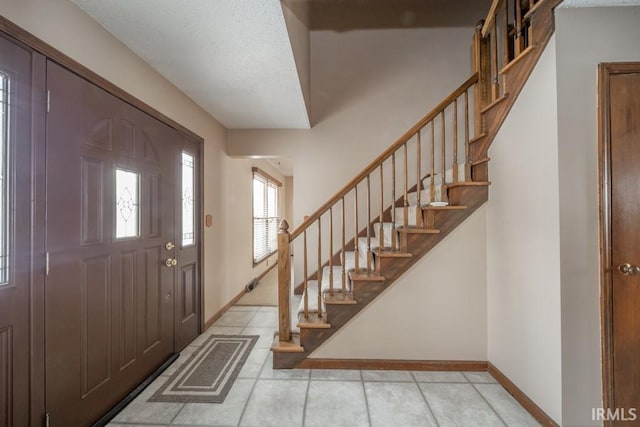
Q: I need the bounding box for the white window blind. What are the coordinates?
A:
[252,167,281,264]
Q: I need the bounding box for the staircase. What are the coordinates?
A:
[272,0,562,368]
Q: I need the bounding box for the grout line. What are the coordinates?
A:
[236,347,270,427]
[301,370,312,426]
[411,371,441,427]
[360,371,373,427]
[168,402,187,425]
[470,382,508,427]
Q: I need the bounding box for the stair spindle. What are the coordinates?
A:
[492,16,500,100]
[341,197,346,294]
[416,131,423,228]
[403,143,409,230]
[303,230,309,319]
[441,111,447,202]
[503,0,510,66]
[379,163,384,250]
[317,219,323,318]
[464,90,471,181]
[366,175,372,272]
[354,186,359,273]
[329,206,334,292]
[453,99,459,184]
[515,0,523,56]
[391,153,397,250]
[430,121,435,202]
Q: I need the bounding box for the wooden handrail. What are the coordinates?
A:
[288,72,479,242]
[481,0,502,37]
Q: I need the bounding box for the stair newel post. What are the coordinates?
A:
[379,164,384,250]
[473,20,489,136]
[277,220,292,342]
[403,143,409,231]
[453,99,459,184]
[341,197,346,294]
[464,90,472,181]
[303,229,309,319]
[416,131,423,228]
[515,0,523,56]
[317,219,323,318]
[354,185,359,273]
[391,153,397,251]
[430,121,436,202]
[329,207,334,292]
[366,175,372,272]
[441,111,448,203]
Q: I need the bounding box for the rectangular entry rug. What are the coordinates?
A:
[149,335,259,403]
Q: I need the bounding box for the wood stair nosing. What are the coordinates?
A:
[422,205,468,211]
[348,270,385,282]
[372,249,412,258]
[297,312,332,329]
[271,333,304,353]
[446,181,491,189]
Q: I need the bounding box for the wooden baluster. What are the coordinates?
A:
[441,111,447,202]
[354,186,359,273]
[303,229,309,319]
[430,121,436,202]
[329,206,334,292]
[366,175,372,271]
[503,0,510,66]
[473,23,483,136]
[527,0,534,48]
[277,220,291,341]
[492,17,500,100]
[341,197,346,293]
[453,99,459,183]
[379,164,385,251]
[416,131,422,227]
[317,219,323,319]
[464,90,471,181]
[515,0,523,55]
[391,153,397,250]
[403,143,409,229]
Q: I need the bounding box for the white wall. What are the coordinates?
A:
[555,6,640,426]
[312,205,488,360]
[228,27,474,228]
[486,36,562,423]
[0,0,279,322]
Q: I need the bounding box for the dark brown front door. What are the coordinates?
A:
[602,64,640,424]
[45,61,183,426]
[0,34,33,427]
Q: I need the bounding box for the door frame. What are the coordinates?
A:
[598,61,640,422]
[0,16,205,425]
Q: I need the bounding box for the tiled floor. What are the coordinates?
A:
[108,305,540,427]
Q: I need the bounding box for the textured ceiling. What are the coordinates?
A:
[559,0,640,6]
[72,0,311,129]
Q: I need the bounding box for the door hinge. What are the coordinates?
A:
[46,90,50,113]
[45,252,50,276]
[44,412,50,427]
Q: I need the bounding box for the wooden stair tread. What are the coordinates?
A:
[349,270,385,282]
[422,205,468,211]
[471,157,491,166]
[373,249,412,258]
[480,94,509,114]
[271,333,304,353]
[468,133,488,145]
[447,181,491,189]
[298,312,332,329]
[397,227,441,234]
[324,292,357,305]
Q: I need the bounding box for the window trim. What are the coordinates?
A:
[252,167,282,266]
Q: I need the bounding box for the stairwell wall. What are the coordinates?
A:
[486,36,562,423]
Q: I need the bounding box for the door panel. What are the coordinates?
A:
[45,61,177,426]
[610,71,640,419]
[0,35,33,427]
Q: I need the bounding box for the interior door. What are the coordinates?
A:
[174,138,201,350]
[45,61,177,426]
[609,69,640,422]
[0,34,33,427]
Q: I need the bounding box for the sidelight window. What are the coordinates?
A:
[115,168,139,239]
[182,151,195,247]
[252,167,281,265]
[0,73,8,284]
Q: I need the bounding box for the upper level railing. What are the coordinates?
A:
[276,0,550,343]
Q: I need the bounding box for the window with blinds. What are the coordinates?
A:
[252,167,281,265]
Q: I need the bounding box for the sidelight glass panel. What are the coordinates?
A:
[115,168,139,239]
[182,151,195,246]
[0,73,8,284]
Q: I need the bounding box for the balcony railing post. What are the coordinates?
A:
[277,220,291,342]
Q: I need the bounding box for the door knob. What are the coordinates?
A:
[164,258,178,268]
[618,263,640,275]
[165,241,175,250]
